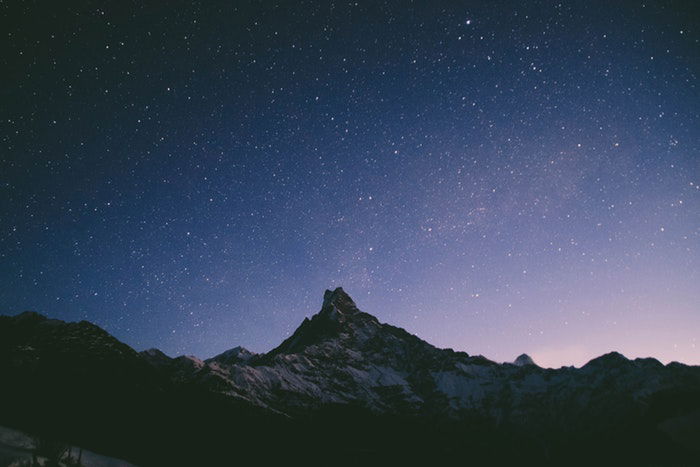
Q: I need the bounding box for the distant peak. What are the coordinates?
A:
[143,348,168,357]
[583,351,629,369]
[596,351,628,361]
[322,287,359,316]
[514,353,537,367]
[219,346,255,359]
[13,311,47,322]
[140,348,173,367]
[208,346,257,365]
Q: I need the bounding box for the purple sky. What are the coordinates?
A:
[1,1,698,367]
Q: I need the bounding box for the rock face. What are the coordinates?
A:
[1,288,700,465]
[168,288,700,427]
[192,287,472,412]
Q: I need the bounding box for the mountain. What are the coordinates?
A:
[514,353,537,367]
[206,346,257,365]
[0,310,285,466]
[1,289,699,466]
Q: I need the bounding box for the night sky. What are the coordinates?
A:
[2,1,698,368]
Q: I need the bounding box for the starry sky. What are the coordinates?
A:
[1,1,698,368]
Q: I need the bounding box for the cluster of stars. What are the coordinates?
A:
[0,1,697,367]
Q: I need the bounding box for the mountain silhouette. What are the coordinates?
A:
[1,289,699,466]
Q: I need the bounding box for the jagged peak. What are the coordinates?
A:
[321,287,359,316]
[262,287,371,359]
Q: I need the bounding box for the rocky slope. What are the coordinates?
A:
[2,288,699,465]
[144,289,700,425]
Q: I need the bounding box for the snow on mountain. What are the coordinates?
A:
[3,288,700,459]
[146,287,700,439]
[207,346,257,366]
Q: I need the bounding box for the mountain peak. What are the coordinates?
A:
[321,287,359,316]
[263,287,367,359]
[583,351,629,369]
[514,353,537,367]
[208,346,257,365]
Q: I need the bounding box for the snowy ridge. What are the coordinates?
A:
[144,288,700,439]
[3,288,699,454]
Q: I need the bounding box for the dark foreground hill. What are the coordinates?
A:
[1,289,699,466]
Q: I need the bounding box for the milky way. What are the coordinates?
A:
[1,1,698,367]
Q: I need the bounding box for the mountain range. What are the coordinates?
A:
[1,287,698,466]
